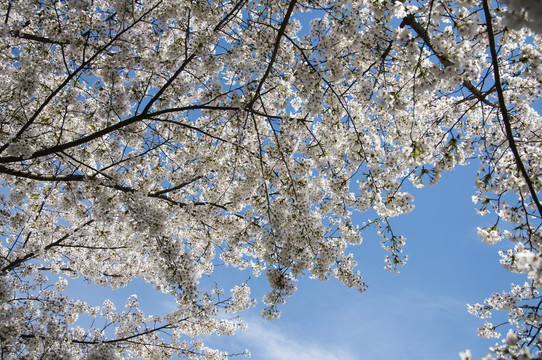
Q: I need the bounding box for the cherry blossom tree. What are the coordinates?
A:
[0,0,540,359]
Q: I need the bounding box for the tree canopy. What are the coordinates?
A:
[0,0,541,358]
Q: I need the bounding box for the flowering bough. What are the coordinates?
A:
[0,0,540,358]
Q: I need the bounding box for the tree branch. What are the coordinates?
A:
[1,219,94,274]
[0,164,85,181]
[401,13,453,67]
[246,0,297,108]
[9,30,66,44]
[482,0,542,219]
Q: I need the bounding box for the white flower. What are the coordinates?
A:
[459,349,472,360]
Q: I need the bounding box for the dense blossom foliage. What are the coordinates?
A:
[0,0,540,358]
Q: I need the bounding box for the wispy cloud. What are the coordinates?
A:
[238,317,356,360]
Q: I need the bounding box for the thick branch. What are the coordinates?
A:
[246,0,297,108]
[401,13,453,67]
[462,80,498,108]
[0,105,236,164]
[482,0,542,219]
[10,30,66,44]
[141,53,197,115]
[0,164,85,181]
[213,0,248,33]
[401,14,498,108]
[70,322,175,345]
[151,176,204,196]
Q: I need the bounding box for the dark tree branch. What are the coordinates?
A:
[142,0,250,116]
[462,80,498,108]
[401,13,454,67]
[141,53,197,115]
[9,30,66,44]
[151,176,204,196]
[0,101,289,165]
[0,106,231,164]
[401,14,499,107]
[1,219,94,274]
[0,164,84,181]
[482,0,542,219]
[246,0,297,109]
[213,0,248,33]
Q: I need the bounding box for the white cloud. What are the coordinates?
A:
[239,317,356,360]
